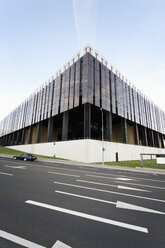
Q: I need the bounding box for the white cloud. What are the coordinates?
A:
[157,62,165,67]
[134,64,165,111]
[0,95,20,121]
[72,0,98,47]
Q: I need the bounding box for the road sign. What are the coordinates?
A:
[102,148,105,152]
[53,142,56,145]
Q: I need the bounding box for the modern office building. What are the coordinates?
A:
[0,45,165,162]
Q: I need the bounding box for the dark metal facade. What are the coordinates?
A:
[0,52,165,140]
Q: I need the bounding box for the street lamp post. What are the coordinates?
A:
[100,108,104,166]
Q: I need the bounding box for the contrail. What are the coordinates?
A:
[72,0,98,47]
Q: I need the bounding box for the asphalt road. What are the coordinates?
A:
[0,156,165,248]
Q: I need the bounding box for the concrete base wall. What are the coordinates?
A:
[7,139,165,163]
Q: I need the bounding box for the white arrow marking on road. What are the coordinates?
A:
[116,201,165,215]
[76,180,150,192]
[0,230,46,248]
[4,165,26,169]
[115,181,165,190]
[54,182,165,203]
[52,240,72,248]
[117,185,149,192]
[56,190,165,215]
[0,171,13,176]
[25,200,148,233]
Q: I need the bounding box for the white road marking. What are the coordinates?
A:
[76,179,116,188]
[0,171,13,176]
[117,185,149,192]
[116,178,133,181]
[115,181,165,190]
[55,190,116,205]
[2,159,162,181]
[1,158,164,183]
[51,167,98,175]
[51,240,72,248]
[86,173,165,183]
[56,190,165,215]
[0,230,46,248]
[4,165,26,169]
[79,166,99,171]
[54,181,165,203]
[76,180,150,192]
[0,160,22,164]
[116,201,165,215]
[48,171,80,177]
[25,200,148,233]
[86,174,134,181]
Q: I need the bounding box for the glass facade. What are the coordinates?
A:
[69,64,75,110]
[101,65,110,111]
[122,81,127,119]
[0,52,165,140]
[125,83,131,120]
[52,75,61,116]
[82,53,92,104]
[110,71,116,114]
[60,70,67,113]
[94,58,100,107]
[74,60,80,107]
[116,75,124,117]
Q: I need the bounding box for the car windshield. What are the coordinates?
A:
[21,154,31,157]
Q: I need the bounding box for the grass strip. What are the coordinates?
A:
[98,160,165,169]
[0,146,68,160]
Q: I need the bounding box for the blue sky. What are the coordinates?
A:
[0,0,165,121]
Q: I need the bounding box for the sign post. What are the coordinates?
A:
[53,142,56,158]
[101,108,104,166]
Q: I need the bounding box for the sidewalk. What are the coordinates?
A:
[1,153,165,175]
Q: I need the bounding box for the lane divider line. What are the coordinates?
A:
[86,174,165,183]
[48,171,80,177]
[25,200,148,233]
[55,190,116,205]
[76,179,150,192]
[117,185,149,192]
[0,171,13,176]
[0,230,46,248]
[116,178,133,181]
[54,181,165,203]
[4,165,26,169]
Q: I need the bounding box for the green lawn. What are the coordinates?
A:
[0,146,67,160]
[98,160,165,169]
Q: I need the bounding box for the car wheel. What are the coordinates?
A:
[13,157,17,160]
[24,158,27,161]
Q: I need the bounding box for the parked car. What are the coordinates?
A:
[13,153,37,161]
